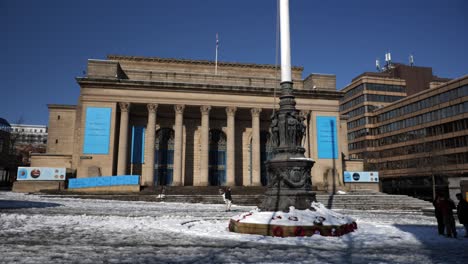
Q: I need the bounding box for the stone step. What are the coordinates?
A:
[160,193,433,210]
[147,186,268,196]
[39,188,433,211]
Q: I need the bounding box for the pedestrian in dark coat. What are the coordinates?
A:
[224,187,232,211]
[439,194,457,238]
[433,194,445,236]
[455,193,468,238]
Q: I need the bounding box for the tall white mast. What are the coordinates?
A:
[280,0,292,83]
[215,33,219,75]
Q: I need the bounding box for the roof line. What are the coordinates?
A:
[106,54,304,71]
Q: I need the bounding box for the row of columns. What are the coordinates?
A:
[116,102,263,187]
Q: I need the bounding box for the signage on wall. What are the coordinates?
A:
[316,116,338,159]
[17,167,67,181]
[83,107,112,154]
[344,171,379,183]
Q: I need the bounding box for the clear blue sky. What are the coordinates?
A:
[2,0,467,125]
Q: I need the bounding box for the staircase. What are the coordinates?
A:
[42,187,434,211]
[315,194,433,210]
[159,187,433,211]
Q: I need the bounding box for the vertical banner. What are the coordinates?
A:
[83,107,112,154]
[316,116,338,159]
[131,126,145,164]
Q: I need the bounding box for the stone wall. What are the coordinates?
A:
[30,154,72,168]
[304,74,336,90]
[46,105,76,155]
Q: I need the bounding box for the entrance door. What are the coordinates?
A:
[155,128,174,186]
[209,129,226,186]
[260,131,273,186]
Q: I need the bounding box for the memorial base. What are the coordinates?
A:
[229,202,357,237]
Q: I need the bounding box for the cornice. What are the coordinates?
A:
[76,77,343,100]
[47,104,77,110]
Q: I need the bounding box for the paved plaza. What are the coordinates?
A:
[1,191,467,264]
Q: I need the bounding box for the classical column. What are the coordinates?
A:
[117,102,130,175]
[251,108,262,186]
[300,110,310,158]
[199,105,211,186]
[173,104,185,186]
[226,106,237,186]
[142,103,157,187]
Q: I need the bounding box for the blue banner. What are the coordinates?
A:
[316,116,338,159]
[131,126,145,164]
[83,107,112,154]
[68,175,140,189]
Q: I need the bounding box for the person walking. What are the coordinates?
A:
[439,194,457,238]
[455,193,468,238]
[433,194,445,236]
[224,187,232,212]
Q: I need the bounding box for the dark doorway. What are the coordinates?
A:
[209,129,226,186]
[155,128,174,186]
[260,131,273,186]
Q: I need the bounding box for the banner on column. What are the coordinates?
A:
[83,107,112,154]
[131,126,145,164]
[316,116,338,159]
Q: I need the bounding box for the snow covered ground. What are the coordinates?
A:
[1,191,467,264]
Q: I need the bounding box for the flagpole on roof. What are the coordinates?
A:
[215,33,219,75]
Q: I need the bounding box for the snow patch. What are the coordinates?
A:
[231,202,355,226]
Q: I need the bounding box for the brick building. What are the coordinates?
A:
[340,63,467,199]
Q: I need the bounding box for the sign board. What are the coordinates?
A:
[83,107,112,154]
[344,171,379,183]
[316,116,338,159]
[17,167,66,181]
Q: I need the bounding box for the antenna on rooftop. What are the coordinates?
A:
[385,51,392,68]
[385,52,392,63]
[409,54,414,66]
[376,58,381,72]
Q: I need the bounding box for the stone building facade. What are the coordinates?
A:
[32,55,361,191]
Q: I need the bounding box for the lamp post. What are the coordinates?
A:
[259,0,316,212]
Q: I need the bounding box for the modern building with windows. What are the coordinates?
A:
[10,124,48,146]
[0,118,14,186]
[28,55,363,192]
[340,62,467,199]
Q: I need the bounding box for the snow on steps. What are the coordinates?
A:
[41,187,433,211]
[162,193,433,211]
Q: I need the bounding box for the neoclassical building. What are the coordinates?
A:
[31,55,362,191]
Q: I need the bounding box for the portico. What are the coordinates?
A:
[112,101,270,187]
